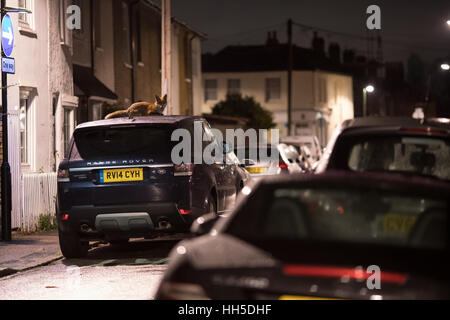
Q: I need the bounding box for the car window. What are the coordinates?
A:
[71,126,173,161]
[347,136,450,180]
[227,186,449,251]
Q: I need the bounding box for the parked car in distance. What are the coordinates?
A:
[234,145,289,180]
[315,117,450,182]
[281,135,322,162]
[277,143,308,173]
[156,172,450,300]
[56,116,248,258]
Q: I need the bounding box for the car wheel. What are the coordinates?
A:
[207,193,217,216]
[58,229,89,259]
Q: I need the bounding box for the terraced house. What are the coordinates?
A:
[0,0,205,232]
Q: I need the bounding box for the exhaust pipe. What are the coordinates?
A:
[157,220,172,230]
[80,224,92,233]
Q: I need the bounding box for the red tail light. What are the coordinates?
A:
[57,168,69,181]
[61,214,69,221]
[174,164,195,177]
[279,162,288,169]
[283,265,408,284]
[179,209,192,215]
[400,127,448,136]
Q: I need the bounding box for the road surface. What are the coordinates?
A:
[0,238,181,300]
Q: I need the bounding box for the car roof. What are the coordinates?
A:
[341,117,450,133]
[75,115,204,130]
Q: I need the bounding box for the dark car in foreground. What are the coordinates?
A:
[156,172,450,300]
[315,117,450,182]
[57,116,248,258]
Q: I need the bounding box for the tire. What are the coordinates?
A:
[58,230,89,259]
[207,193,218,216]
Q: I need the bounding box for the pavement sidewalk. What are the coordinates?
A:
[0,230,62,278]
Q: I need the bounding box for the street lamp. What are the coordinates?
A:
[447,20,450,27]
[441,63,450,71]
[363,85,375,117]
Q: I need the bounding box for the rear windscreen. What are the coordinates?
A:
[345,136,450,181]
[71,125,173,161]
[227,186,449,251]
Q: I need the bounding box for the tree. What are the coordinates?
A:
[212,94,276,129]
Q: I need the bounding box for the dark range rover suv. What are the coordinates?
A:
[57,116,249,258]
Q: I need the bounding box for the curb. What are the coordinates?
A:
[0,267,17,278]
[0,254,63,279]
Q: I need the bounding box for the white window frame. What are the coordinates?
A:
[59,0,68,44]
[265,78,281,102]
[18,0,35,31]
[19,88,36,169]
[63,107,77,158]
[91,102,103,121]
[227,79,241,95]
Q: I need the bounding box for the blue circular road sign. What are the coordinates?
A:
[2,14,14,57]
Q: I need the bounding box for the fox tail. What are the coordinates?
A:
[105,110,128,119]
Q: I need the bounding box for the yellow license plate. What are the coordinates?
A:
[100,168,144,183]
[246,167,268,174]
[383,214,416,235]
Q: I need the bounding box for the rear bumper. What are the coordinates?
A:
[57,202,198,240]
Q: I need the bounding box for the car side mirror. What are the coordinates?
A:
[190,213,220,236]
[222,142,232,154]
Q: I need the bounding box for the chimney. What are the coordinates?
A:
[329,43,341,64]
[312,32,325,56]
[266,30,279,46]
[343,49,355,64]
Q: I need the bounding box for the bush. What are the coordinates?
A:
[212,94,276,129]
[38,214,57,232]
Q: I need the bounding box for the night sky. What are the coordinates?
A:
[153,0,450,64]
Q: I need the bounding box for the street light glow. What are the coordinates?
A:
[365,85,375,93]
[441,63,450,71]
[447,20,450,26]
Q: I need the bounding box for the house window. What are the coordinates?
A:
[205,79,218,101]
[18,0,34,29]
[92,103,103,121]
[265,78,281,102]
[59,0,71,44]
[19,98,30,164]
[63,108,77,158]
[227,79,241,95]
[319,78,328,103]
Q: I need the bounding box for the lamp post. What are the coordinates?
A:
[424,62,449,113]
[362,85,375,117]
